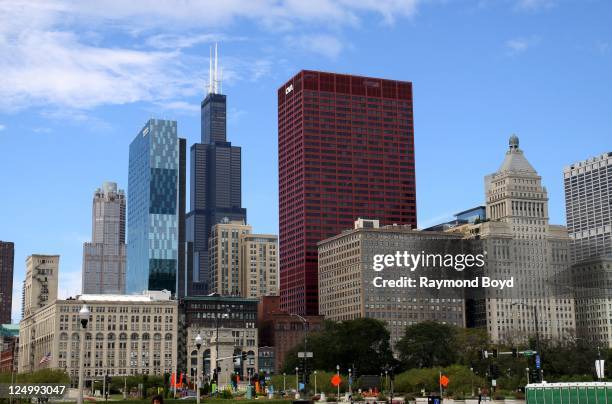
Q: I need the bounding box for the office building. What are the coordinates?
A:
[278,70,417,315]
[187,47,246,295]
[0,324,19,373]
[563,152,612,263]
[23,255,59,318]
[240,234,279,298]
[18,290,177,377]
[318,219,466,347]
[257,346,275,375]
[0,241,14,324]
[451,135,575,343]
[209,220,252,296]
[257,296,324,373]
[82,182,127,294]
[571,257,612,347]
[176,138,190,299]
[127,119,186,295]
[179,295,258,385]
[563,152,612,346]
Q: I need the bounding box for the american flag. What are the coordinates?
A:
[39,352,52,364]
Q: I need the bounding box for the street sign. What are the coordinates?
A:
[523,350,537,357]
[491,379,497,387]
[535,355,541,369]
[298,352,314,358]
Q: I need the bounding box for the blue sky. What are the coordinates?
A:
[1,0,611,322]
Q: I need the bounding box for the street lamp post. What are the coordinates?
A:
[290,314,309,390]
[336,365,340,399]
[385,370,388,393]
[526,368,530,385]
[295,366,300,399]
[283,372,286,394]
[195,334,203,404]
[348,368,352,396]
[314,371,317,396]
[470,367,474,397]
[214,308,231,387]
[77,305,90,404]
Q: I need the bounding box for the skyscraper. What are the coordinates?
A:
[278,70,417,315]
[453,135,575,343]
[563,152,612,347]
[186,46,246,295]
[82,182,127,294]
[563,152,612,263]
[127,119,186,295]
[23,254,59,318]
[0,241,14,324]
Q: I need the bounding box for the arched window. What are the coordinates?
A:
[164,333,172,341]
[119,333,127,341]
[154,333,161,341]
[60,333,68,341]
[142,333,150,341]
[96,333,104,341]
[108,333,115,341]
[131,333,139,340]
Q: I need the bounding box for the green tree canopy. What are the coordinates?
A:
[395,321,461,368]
[282,318,395,375]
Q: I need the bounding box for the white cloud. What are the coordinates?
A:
[505,36,540,55]
[285,34,345,59]
[0,124,5,131]
[0,30,202,111]
[0,0,419,113]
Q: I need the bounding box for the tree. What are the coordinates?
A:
[282,318,395,375]
[396,322,458,368]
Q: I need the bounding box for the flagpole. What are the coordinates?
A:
[439,371,442,397]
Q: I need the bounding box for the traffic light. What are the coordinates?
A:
[512,348,518,358]
[241,352,247,361]
[492,348,498,358]
[105,375,112,385]
[489,364,501,379]
[529,368,540,383]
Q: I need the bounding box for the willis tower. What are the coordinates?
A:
[186,44,246,295]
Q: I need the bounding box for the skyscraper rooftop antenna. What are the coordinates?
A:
[214,43,219,94]
[208,45,213,94]
[207,43,222,95]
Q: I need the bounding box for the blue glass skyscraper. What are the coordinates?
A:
[127,119,181,294]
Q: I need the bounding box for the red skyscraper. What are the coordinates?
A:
[278,70,417,315]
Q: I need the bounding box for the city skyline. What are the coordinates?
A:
[1,0,612,322]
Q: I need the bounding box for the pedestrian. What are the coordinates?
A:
[151,394,164,404]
